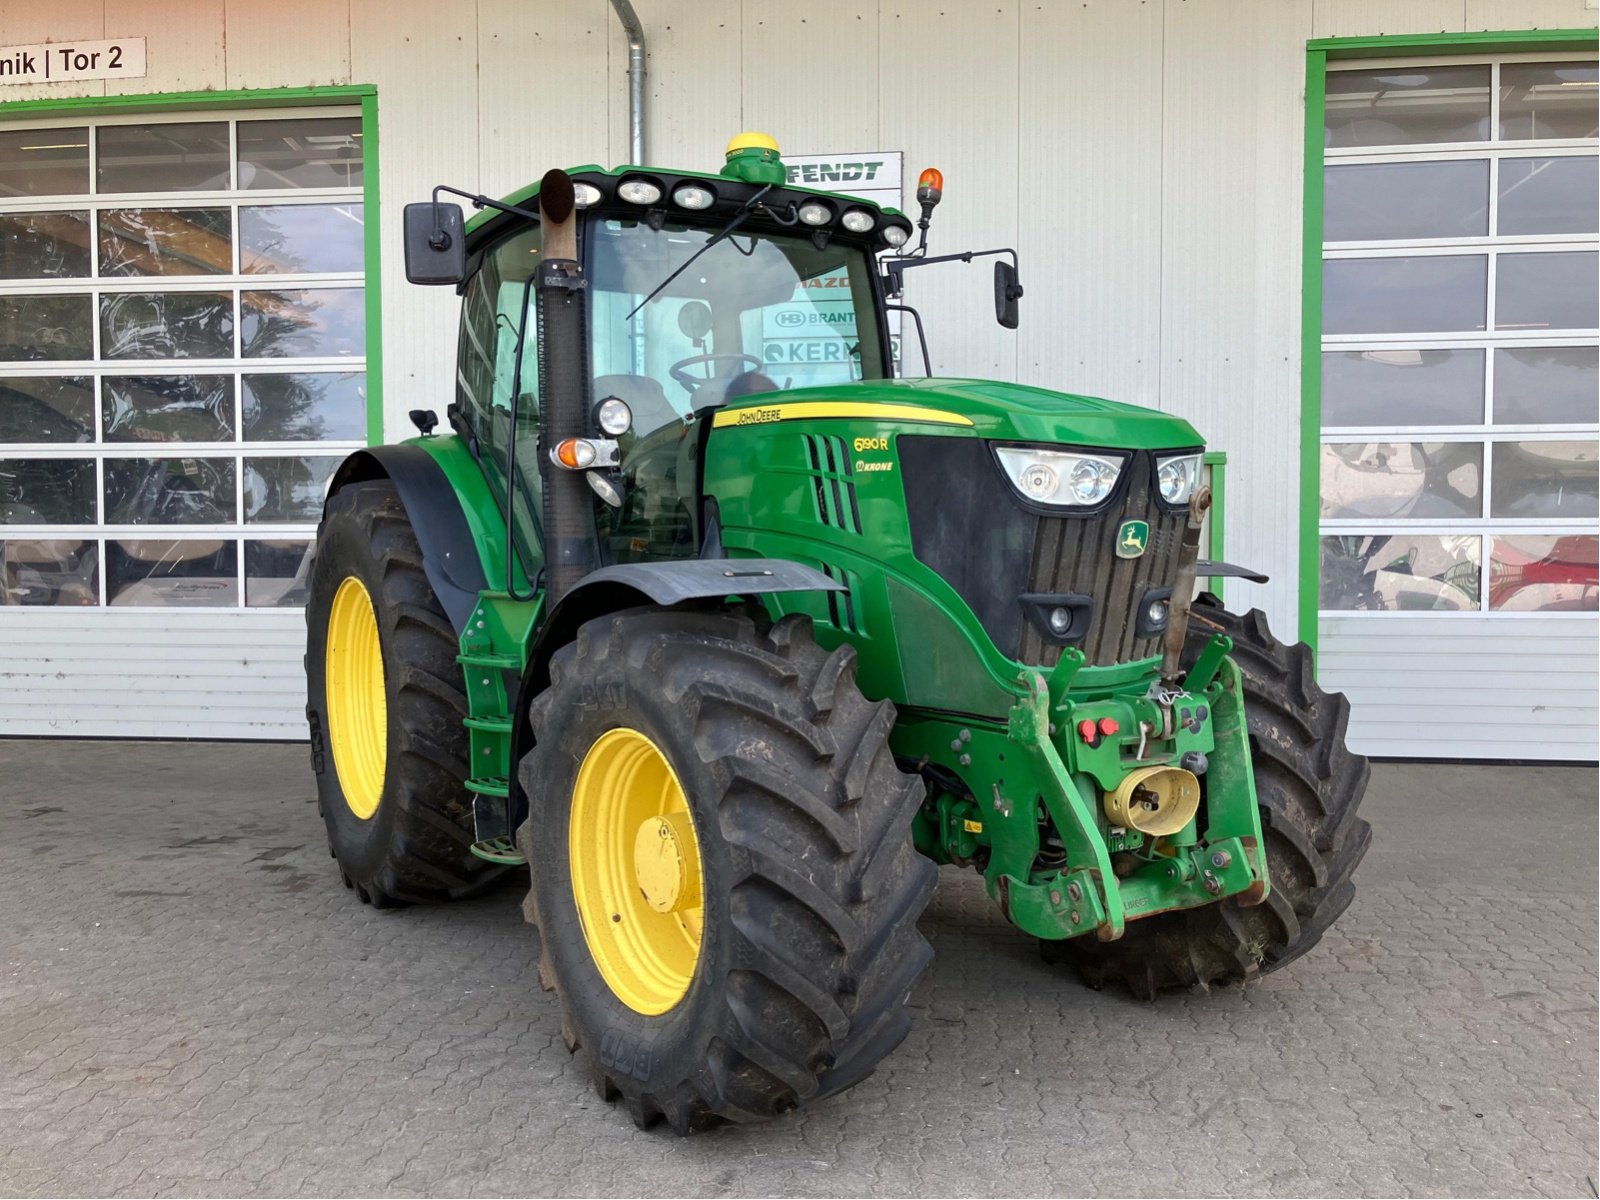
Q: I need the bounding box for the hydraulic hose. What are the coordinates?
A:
[1161,485,1213,685]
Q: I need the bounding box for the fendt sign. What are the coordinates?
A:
[0,38,148,86]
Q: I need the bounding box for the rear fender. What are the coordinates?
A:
[324,442,495,633]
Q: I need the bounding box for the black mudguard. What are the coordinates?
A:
[324,446,488,632]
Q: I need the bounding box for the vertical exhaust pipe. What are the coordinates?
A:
[609,0,647,164]
[537,169,596,603]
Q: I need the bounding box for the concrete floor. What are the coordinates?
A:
[0,740,1595,1198]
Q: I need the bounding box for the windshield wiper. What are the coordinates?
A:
[625,185,774,320]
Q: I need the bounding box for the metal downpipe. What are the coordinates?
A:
[609,0,647,164]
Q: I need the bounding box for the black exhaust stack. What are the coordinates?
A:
[536,169,596,603]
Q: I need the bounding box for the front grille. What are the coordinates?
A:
[899,436,1188,668]
[1019,472,1185,666]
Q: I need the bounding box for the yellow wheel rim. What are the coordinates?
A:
[325,575,387,820]
[569,728,704,1015]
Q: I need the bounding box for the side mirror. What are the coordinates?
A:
[994,261,1023,329]
[403,201,466,285]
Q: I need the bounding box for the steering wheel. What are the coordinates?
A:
[669,352,765,394]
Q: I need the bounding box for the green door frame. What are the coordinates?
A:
[0,83,384,445]
[1299,28,1598,651]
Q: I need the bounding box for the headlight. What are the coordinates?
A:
[572,182,603,208]
[797,201,832,226]
[672,184,714,210]
[617,178,662,205]
[840,208,875,233]
[595,397,633,436]
[882,224,909,247]
[995,447,1125,507]
[1155,452,1203,506]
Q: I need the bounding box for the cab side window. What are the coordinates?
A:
[455,223,543,575]
[455,224,541,457]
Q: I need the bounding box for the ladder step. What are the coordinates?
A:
[458,652,521,669]
[466,776,510,797]
[464,715,513,733]
[470,836,527,866]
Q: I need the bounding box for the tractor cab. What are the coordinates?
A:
[401,134,933,586]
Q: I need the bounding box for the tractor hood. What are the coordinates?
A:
[713,377,1202,451]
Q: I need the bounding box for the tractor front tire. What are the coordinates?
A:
[1047,595,1372,998]
[518,607,936,1132]
[305,479,505,906]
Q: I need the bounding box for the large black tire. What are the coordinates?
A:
[305,479,505,906]
[517,607,936,1133]
[1047,594,1372,998]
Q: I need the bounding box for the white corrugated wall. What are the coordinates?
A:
[0,0,1594,745]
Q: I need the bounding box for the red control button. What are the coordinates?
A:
[1076,718,1098,744]
[1098,717,1120,737]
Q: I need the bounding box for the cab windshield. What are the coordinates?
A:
[585,217,888,437]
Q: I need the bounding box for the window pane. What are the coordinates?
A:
[241,288,364,358]
[0,294,93,361]
[0,211,91,279]
[0,128,89,198]
[0,457,96,523]
[107,538,236,606]
[1494,346,1598,425]
[96,122,230,193]
[1490,535,1598,612]
[1490,439,1599,519]
[1324,161,1488,241]
[0,376,94,443]
[103,375,234,442]
[98,208,232,277]
[103,457,235,524]
[240,204,363,274]
[1323,255,1487,334]
[100,291,234,360]
[245,539,311,606]
[237,118,363,189]
[1497,156,1599,236]
[1322,349,1483,427]
[1325,65,1490,147]
[243,455,337,522]
[1496,251,1598,331]
[1321,442,1483,519]
[1499,62,1599,141]
[242,372,365,440]
[1320,533,1481,611]
[2,537,97,606]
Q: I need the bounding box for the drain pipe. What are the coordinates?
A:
[609,0,647,164]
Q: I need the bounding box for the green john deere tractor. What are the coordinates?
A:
[305,132,1370,1133]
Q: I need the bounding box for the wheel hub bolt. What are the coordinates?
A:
[1067,882,1082,902]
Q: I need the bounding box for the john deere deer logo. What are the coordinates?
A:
[1116,519,1149,559]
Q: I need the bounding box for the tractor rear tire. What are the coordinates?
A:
[1046,594,1371,998]
[305,479,506,906]
[517,607,936,1133]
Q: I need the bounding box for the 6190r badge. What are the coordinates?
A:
[1116,519,1149,559]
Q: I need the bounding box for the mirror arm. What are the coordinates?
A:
[429,184,543,248]
[881,246,1019,298]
